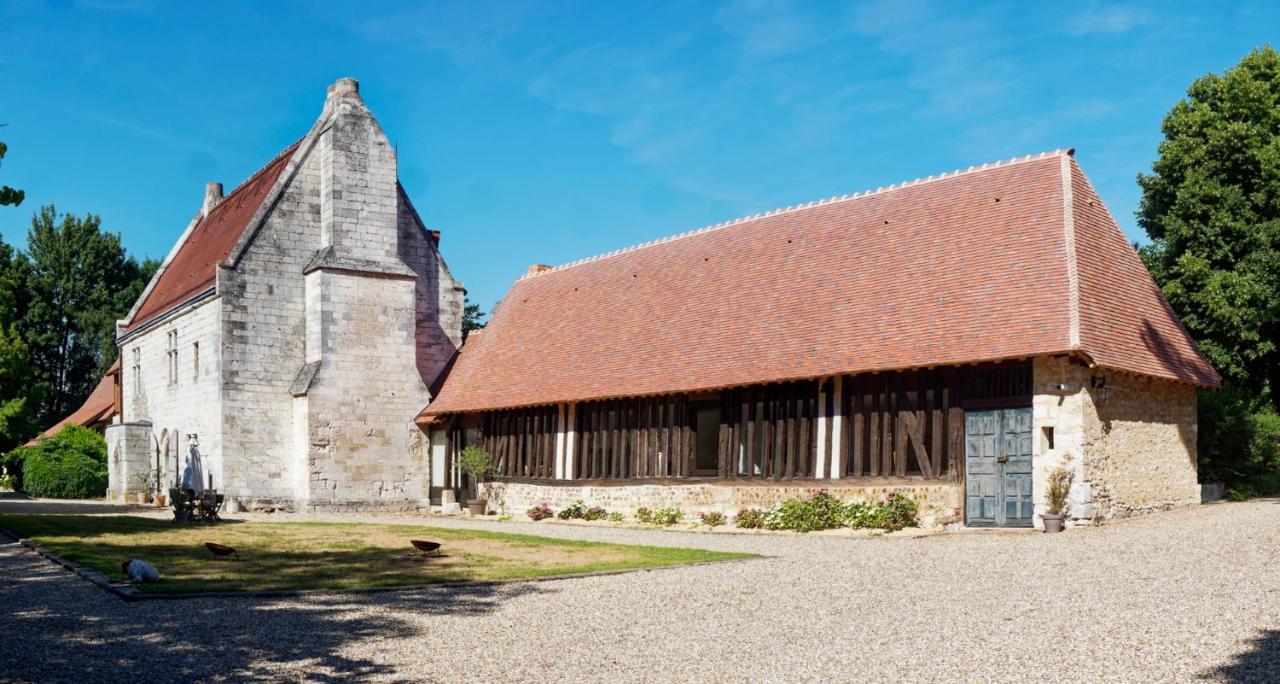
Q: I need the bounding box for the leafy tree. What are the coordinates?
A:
[461,296,487,342]
[13,206,156,427]
[0,235,35,453]
[0,139,24,207]
[1137,46,1280,483]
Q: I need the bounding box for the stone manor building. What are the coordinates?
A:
[107,78,464,511]
[84,77,1219,527]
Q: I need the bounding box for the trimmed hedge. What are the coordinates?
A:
[17,425,108,499]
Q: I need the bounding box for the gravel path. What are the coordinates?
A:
[1,496,1278,682]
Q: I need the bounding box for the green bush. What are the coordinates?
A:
[869,492,919,531]
[2,444,32,490]
[583,505,607,521]
[558,499,588,520]
[698,511,727,527]
[637,507,682,525]
[20,425,108,499]
[763,489,847,532]
[607,511,624,523]
[733,508,766,529]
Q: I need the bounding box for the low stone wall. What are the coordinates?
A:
[481,479,963,527]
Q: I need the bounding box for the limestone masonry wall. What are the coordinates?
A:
[483,480,962,527]
[219,146,321,507]
[118,298,223,493]
[1032,355,1199,526]
[1083,371,1199,518]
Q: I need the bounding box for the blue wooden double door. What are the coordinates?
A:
[965,407,1034,527]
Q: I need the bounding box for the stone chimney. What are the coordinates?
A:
[202,182,223,215]
[527,264,553,275]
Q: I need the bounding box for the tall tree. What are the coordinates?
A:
[0,138,24,207]
[0,235,35,452]
[1138,46,1280,480]
[461,296,487,342]
[14,206,155,427]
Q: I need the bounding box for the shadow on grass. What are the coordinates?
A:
[0,513,244,542]
[0,491,160,516]
[0,541,555,681]
[1202,629,1280,683]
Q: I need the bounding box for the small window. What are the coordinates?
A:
[166,330,179,385]
[192,342,200,380]
[131,347,141,388]
[1041,426,1055,452]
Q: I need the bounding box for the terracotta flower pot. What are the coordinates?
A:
[1041,513,1065,533]
[467,500,487,516]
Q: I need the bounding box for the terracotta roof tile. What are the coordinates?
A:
[124,141,300,333]
[425,151,1218,417]
[29,358,120,444]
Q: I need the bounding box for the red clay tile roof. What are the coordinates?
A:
[424,150,1220,416]
[123,142,300,333]
[29,358,120,444]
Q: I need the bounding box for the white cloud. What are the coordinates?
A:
[1064,4,1151,36]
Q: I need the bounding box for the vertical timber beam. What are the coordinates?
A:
[829,374,844,479]
[815,378,828,479]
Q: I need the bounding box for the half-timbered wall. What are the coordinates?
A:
[461,361,1032,484]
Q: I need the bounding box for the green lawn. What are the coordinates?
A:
[0,515,750,594]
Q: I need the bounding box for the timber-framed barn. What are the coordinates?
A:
[419,148,1219,528]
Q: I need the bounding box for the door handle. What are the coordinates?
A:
[996,455,1009,463]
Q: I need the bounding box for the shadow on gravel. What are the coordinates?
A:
[1,556,555,681]
[1203,629,1280,682]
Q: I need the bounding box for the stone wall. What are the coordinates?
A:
[301,269,432,509]
[1083,370,1199,518]
[116,78,461,513]
[1032,355,1199,526]
[482,480,962,527]
[219,145,320,506]
[105,422,153,500]
[117,298,223,492]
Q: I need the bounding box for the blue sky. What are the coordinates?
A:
[1,1,1276,312]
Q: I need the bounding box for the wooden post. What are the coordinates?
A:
[798,388,811,478]
[815,378,828,480]
[947,367,964,481]
[829,375,844,479]
[868,376,880,477]
[881,376,894,476]
[894,374,907,477]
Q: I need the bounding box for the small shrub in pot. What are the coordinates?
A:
[1042,467,1072,533]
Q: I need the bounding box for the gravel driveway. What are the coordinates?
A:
[1,496,1277,682]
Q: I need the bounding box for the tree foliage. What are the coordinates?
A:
[0,235,36,453]
[461,296,487,342]
[1138,46,1280,483]
[4,206,156,437]
[0,139,24,207]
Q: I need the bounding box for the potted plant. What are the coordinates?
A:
[456,445,495,515]
[132,471,154,504]
[1042,467,1072,533]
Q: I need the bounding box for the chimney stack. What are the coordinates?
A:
[326,77,361,102]
[203,182,224,215]
[527,264,553,275]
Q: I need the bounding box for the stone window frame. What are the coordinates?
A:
[166,330,178,386]
[131,346,141,394]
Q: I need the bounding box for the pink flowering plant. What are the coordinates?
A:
[526,502,554,521]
